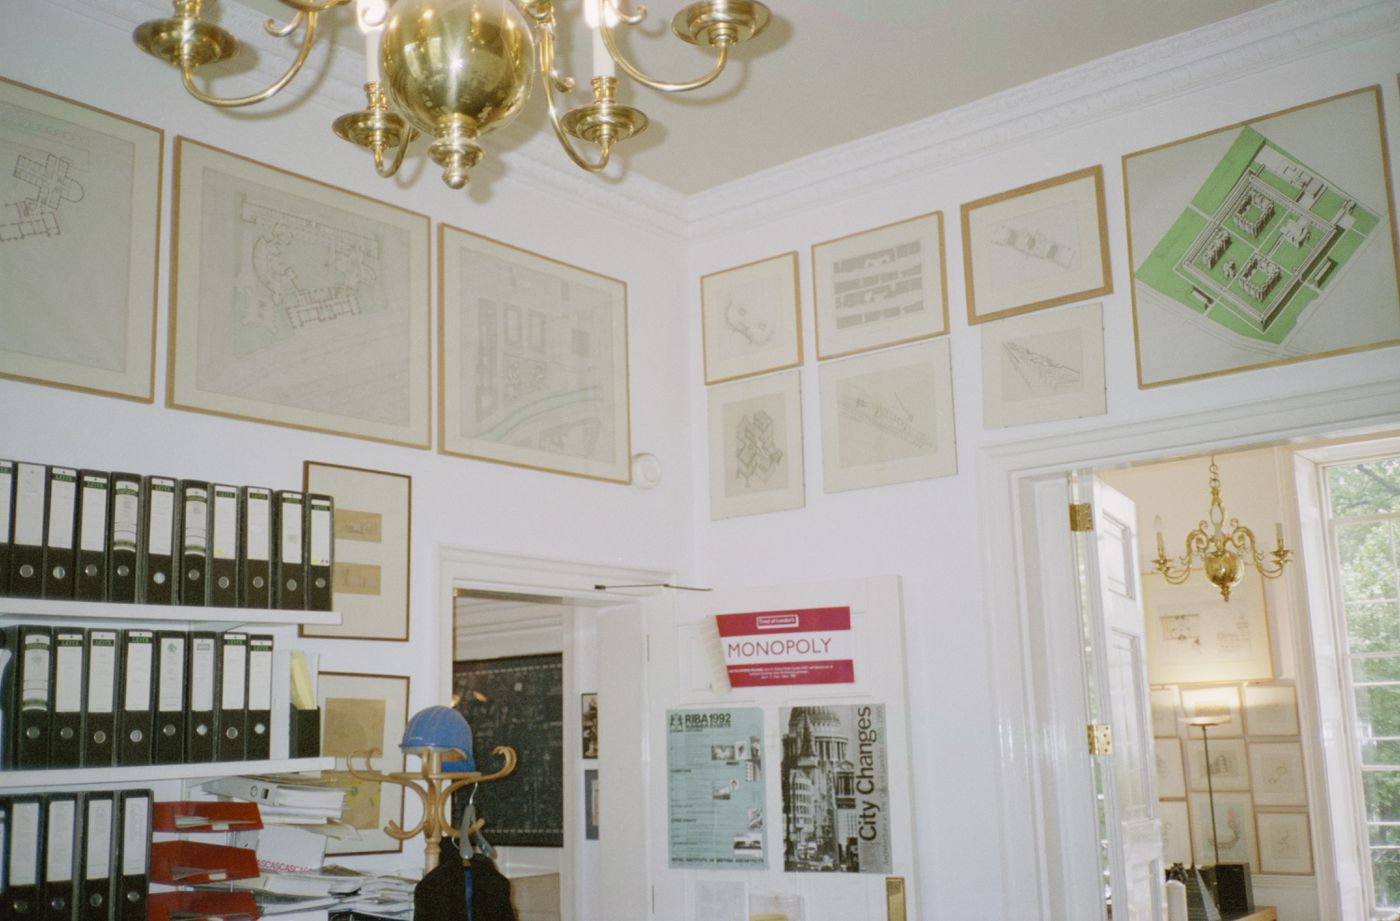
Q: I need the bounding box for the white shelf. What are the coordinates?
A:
[0,756,336,791]
[0,597,341,627]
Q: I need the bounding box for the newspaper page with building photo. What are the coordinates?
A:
[780,703,891,873]
[667,708,767,868]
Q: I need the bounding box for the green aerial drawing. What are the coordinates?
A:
[1135,126,1381,344]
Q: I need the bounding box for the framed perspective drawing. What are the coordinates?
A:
[1256,811,1312,875]
[169,138,431,446]
[1145,569,1273,686]
[811,212,948,359]
[318,671,410,855]
[980,301,1106,429]
[708,370,805,519]
[0,78,163,402]
[818,338,956,493]
[701,251,801,384]
[301,461,411,641]
[960,165,1112,325]
[1124,86,1400,388]
[439,224,630,483]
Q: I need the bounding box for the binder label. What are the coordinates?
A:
[310,504,332,566]
[213,487,238,559]
[112,480,140,552]
[80,475,109,552]
[281,494,303,564]
[124,632,154,711]
[247,640,274,710]
[86,798,113,879]
[88,632,118,714]
[148,480,175,555]
[22,633,51,710]
[55,631,84,713]
[0,460,13,543]
[15,462,45,546]
[246,490,271,562]
[47,468,78,549]
[122,796,150,875]
[185,487,209,554]
[11,801,40,885]
[46,799,76,882]
[191,637,216,712]
[158,636,187,711]
[222,635,248,709]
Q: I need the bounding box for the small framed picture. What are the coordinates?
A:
[1186,738,1250,792]
[318,671,410,855]
[1243,684,1299,736]
[707,370,805,519]
[1256,811,1312,875]
[1249,742,1306,807]
[979,301,1106,428]
[582,692,599,760]
[1180,686,1243,737]
[701,252,802,384]
[1189,792,1257,869]
[1158,800,1192,865]
[584,768,600,841]
[1155,738,1186,799]
[960,165,1112,325]
[1151,687,1181,738]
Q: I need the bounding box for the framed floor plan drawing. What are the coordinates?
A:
[0,78,162,402]
[1145,568,1273,686]
[318,671,409,855]
[811,212,948,359]
[439,224,631,483]
[960,165,1112,325]
[818,338,956,493]
[1124,86,1400,387]
[701,251,801,384]
[168,138,431,446]
[980,301,1105,429]
[708,370,804,519]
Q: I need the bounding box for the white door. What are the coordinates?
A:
[1072,473,1163,921]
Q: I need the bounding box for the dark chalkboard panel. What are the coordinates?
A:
[452,652,563,847]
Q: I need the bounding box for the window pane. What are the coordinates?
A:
[1364,772,1400,823]
[1338,521,1398,604]
[1328,458,1400,517]
[1352,654,1400,684]
[1361,740,1400,767]
[1371,824,1400,847]
[1347,601,1400,654]
[1357,685,1400,741]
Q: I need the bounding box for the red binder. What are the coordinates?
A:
[146,890,259,921]
[149,840,259,886]
[152,800,263,834]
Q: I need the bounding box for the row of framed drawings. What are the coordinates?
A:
[1159,795,1313,876]
[0,78,632,483]
[1155,736,1307,806]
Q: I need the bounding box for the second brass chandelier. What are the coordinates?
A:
[134,0,771,189]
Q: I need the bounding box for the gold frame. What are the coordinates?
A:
[1186,790,1259,870]
[318,670,411,856]
[300,460,412,642]
[1123,85,1400,389]
[437,222,632,483]
[700,250,802,385]
[960,165,1112,325]
[1242,683,1299,737]
[810,211,949,360]
[1254,810,1313,875]
[0,78,164,403]
[168,137,432,447]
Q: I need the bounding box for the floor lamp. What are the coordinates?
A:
[1185,713,1251,914]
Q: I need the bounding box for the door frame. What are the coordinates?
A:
[979,374,1400,920]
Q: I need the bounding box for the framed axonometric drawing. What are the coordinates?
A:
[811,212,948,360]
[818,338,956,493]
[318,671,409,855]
[169,138,431,446]
[960,165,1112,325]
[1124,86,1400,388]
[980,301,1106,429]
[0,78,163,402]
[701,251,801,384]
[708,370,805,519]
[1145,569,1273,686]
[1256,811,1313,875]
[439,224,631,483]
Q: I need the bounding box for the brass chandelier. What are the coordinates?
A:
[1151,457,1293,601]
[133,0,770,189]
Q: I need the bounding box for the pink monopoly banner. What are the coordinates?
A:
[715,606,855,687]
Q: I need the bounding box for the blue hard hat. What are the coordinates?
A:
[400,705,477,773]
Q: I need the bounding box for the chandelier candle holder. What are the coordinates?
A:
[1151,458,1292,601]
[133,0,771,189]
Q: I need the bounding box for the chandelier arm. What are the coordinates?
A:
[272,0,353,16]
[179,11,321,108]
[374,127,419,178]
[599,19,730,93]
[538,37,611,172]
[602,0,648,27]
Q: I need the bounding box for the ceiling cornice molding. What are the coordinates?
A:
[681,0,1400,239]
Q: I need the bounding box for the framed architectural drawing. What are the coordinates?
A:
[1256,812,1312,874]
[301,461,411,641]
[1248,742,1306,806]
[1243,684,1299,736]
[811,212,948,359]
[1180,686,1243,737]
[1188,792,1257,868]
[701,251,801,384]
[168,138,431,446]
[1159,800,1192,865]
[960,165,1112,325]
[1145,569,1273,686]
[1124,86,1400,388]
[980,301,1106,428]
[1155,738,1186,798]
[817,338,956,493]
[1151,686,1181,737]
[318,671,409,855]
[0,78,162,402]
[707,370,804,519]
[439,224,631,482]
[1186,738,1249,792]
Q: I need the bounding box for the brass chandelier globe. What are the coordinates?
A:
[133,0,771,190]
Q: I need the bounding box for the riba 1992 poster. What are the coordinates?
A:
[781,703,891,873]
[667,708,766,868]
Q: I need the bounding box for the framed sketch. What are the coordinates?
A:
[707,370,805,519]
[318,671,410,855]
[1188,792,1257,868]
[301,462,411,641]
[960,165,1112,325]
[582,692,598,759]
[811,212,948,359]
[1243,684,1299,736]
[1124,86,1400,388]
[1249,742,1306,806]
[1151,687,1181,738]
[1145,569,1273,685]
[168,138,431,446]
[1186,738,1250,792]
[0,78,163,402]
[818,338,956,493]
[439,224,630,482]
[1256,811,1312,875]
[1158,800,1192,865]
[1180,686,1243,737]
[701,252,801,383]
[1155,738,1186,798]
[980,301,1106,428]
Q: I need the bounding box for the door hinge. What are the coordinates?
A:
[1087,722,1112,755]
[1069,502,1094,532]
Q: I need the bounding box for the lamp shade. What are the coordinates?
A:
[400,705,477,773]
